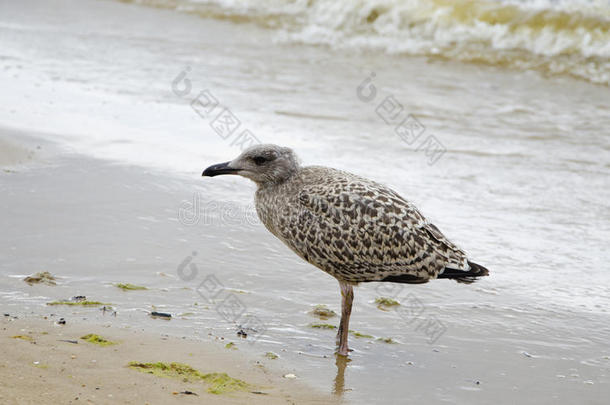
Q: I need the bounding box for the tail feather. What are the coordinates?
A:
[438,261,489,284]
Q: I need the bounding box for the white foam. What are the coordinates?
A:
[149,0,610,84]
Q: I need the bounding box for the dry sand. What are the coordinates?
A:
[0,316,336,404]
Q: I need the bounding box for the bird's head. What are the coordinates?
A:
[202,144,300,186]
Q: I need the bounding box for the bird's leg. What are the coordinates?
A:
[336,281,353,356]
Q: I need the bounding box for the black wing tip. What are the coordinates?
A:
[467,261,490,277]
[438,261,490,284]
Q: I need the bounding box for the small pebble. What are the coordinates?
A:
[150,311,172,319]
[283,373,297,379]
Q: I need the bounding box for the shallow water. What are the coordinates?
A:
[1,0,609,403]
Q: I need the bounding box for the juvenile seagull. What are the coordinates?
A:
[203,144,489,356]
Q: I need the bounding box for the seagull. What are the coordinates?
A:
[202,144,489,356]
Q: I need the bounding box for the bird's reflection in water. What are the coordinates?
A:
[333,355,351,397]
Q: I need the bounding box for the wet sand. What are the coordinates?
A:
[0,316,334,404]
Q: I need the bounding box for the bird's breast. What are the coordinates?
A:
[255,188,291,238]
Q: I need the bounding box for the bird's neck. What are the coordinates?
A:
[256,167,300,190]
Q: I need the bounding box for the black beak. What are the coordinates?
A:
[202,161,240,177]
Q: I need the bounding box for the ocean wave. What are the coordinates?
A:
[120,0,610,85]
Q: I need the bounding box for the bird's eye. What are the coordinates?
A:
[253,156,267,165]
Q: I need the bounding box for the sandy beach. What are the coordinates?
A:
[1,0,609,403]
[0,316,334,404]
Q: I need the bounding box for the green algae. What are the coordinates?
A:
[224,342,237,350]
[377,337,396,344]
[47,301,110,307]
[309,304,337,320]
[24,271,56,286]
[127,362,250,394]
[310,323,337,330]
[264,352,279,360]
[11,335,34,342]
[375,297,400,310]
[115,283,147,291]
[350,330,374,339]
[80,334,117,346]
[203,373,250,394]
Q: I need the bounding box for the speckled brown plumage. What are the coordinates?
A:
[255,166,470,284]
